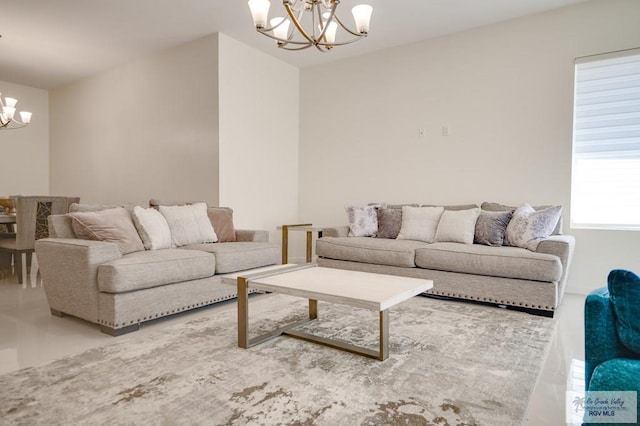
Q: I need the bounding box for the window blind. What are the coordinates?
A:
[571,48,640,230]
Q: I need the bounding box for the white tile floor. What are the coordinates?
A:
[0,265,586,425]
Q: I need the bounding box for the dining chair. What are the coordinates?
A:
[0,195,80,284]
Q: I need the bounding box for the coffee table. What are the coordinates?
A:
[223,264,433,361]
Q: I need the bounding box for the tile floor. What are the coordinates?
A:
[0,265,586,425]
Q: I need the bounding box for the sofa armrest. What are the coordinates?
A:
[235,229,269,242]
[584,287,637,387]
[320,226,350,238]
[35,238,122,323]
[535,234,575,299]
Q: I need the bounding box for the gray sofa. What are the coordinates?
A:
[316,203,575,317]
[35,209,280,335]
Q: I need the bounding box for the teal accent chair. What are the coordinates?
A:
[584,269,640,425]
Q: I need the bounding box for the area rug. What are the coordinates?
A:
[0,294,555,425]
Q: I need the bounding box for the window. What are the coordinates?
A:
[571,48,640,230]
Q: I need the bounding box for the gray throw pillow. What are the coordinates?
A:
[481,201,563,236]
[376,208,403,239]
[474,210,513,246]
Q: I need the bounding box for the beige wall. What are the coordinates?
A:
[299,0,640,294]
[49,34,220,205]
[218,34,300,235]
[0,81,49,196]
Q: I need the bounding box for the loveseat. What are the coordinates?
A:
[35,202,280,335]
[316,202,575,317]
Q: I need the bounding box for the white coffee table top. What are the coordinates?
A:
[224,265,433,312]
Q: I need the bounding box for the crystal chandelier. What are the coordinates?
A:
[248,0,373,52]
[0,93,32,130]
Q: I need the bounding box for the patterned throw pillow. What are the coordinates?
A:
[505,203,562,250]
[396,206,444,243]
[474,210,513,246]
[345,205,380,237]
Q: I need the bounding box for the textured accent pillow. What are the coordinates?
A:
[481,201,563,235]
[474,210,513,246]
[207,207,236,243]
[396,206,444,243]
[608,269,640,354]
[375,208,403,239]
[132,206,172,250]
[159,202,218,247]
[505,203,562,250]
[69,207,145,254]
[435,208,480,244]
[345,205,382,237]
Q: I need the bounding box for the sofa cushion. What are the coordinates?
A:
[415,243,562,282]
[182,242,280,274]
[608,269,640,354]
[98,249,215,293]
[316,236,430,268]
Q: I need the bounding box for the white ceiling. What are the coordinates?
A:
[0,0,590,90]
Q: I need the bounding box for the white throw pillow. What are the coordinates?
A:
[435,208,481,244]
[506,203,562,250]
[159,202,218,247]
[396,206,444,243]
[345,205,379,237]
[132,206,173,250]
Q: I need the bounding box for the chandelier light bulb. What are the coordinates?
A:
[271,17,290,41]
[248,0,270,29]
[4,97,17,108]
[352,4,373,34]
[20,111,32,124]
[2,106,15,121]
[323,21,338,45]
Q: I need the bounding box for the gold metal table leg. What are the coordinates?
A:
[237,276,249,349]
[281,225,289,264]
[309,299,318,319]
[306,231,313,262]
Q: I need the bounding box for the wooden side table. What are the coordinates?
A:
[277,224,325,263]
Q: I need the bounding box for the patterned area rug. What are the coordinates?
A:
[0,293,555,425]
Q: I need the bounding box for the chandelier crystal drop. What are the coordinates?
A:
[248,0,373,52]
[0,93,32,130]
